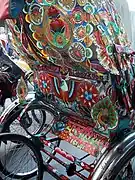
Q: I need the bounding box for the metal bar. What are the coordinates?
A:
[80,153,90,160]
[44,162,69,180]
[42,148,88,180]
[41,138,94,173]
[77,168,84,173]
[46,137,60,142]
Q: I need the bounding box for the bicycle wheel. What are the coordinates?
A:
[0,133,43,179]
[105,152,135,180]
[96,142,135,180]
[1,103,61,163]
[1,104,48,136]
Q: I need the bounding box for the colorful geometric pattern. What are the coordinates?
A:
[77,81,99,108]
[6,0,130,74]
[6,0,135,143]
[91,97,118,130]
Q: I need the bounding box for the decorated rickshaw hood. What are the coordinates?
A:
[5,0,135,137]
[6,0,133,75]
[4,0,135,155]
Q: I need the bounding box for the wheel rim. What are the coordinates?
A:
[3,105,60,163]
[8,108,46,136]
[0,139,38,179]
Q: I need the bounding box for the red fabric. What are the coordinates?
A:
[0,0,9,20]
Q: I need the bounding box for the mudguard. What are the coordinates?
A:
[91,131,135,180]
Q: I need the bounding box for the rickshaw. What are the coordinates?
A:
[0,0,135,179]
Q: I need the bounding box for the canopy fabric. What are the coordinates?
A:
[6,0,131,75]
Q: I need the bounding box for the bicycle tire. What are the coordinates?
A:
[0,133,43,179]
[1,104,47,135]
[103,149,135,180]
[96,141,135,180]
[31,108,43,124]
[1,103,61,163]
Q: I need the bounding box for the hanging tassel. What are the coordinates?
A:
[17,76,28,102]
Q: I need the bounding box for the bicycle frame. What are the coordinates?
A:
[28,129,135,180]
